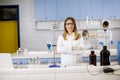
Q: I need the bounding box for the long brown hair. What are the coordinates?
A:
[63,17,80,40]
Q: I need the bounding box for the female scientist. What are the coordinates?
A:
[57,17,85,65]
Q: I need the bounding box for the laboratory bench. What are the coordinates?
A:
[0,49,120,80]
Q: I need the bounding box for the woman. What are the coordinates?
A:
[57,17,85,65]
[57,17,85,52]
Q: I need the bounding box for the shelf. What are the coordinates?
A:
[41,27,120,31]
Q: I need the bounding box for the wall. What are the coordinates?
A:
[0,0,120,51]
[0,0,50,51]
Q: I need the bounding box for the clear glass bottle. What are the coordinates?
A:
[100,46,110,66]
[89,51,96,66]
[17,48,22,55]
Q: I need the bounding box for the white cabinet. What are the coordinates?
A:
[81,73,120,80]
[27,74,55,80]
[1,72,119,80]
[56,73,85,80]
[0,74,28,80]
[0,74,55,80]
[56,73,120,80]
[0,65,120,80]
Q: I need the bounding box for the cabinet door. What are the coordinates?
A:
[81,73,119,80]
[56,73,85,80]
[57,0,69,20]
[80,0,91,19]
[28,74,55,80]
[92,0,102,19]
[56,73,120,80]
[34,0,57,20]
[45,0,57,20]
[0,74,28,80]
[103,0,120,19]
[34,0,46,20]
[68,0,81,20]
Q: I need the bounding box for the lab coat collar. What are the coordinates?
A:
[66,33,75,41]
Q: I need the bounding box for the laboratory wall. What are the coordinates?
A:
[0,0,120,51]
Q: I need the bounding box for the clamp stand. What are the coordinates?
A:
[49,45,60,68]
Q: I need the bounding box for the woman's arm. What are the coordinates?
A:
[72,36,85,50]
[57,35,72,52]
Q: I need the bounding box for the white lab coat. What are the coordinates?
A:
[57,33,85,52]
[57,33,85,65]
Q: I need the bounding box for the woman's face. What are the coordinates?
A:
[65,19,74,34]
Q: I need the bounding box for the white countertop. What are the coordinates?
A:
[0,62,120,74]
[0,50,119,80]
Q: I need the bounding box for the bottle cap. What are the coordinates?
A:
[91,51,94,54]
[103,46,107,49]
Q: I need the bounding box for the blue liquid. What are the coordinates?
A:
[49,64,60,68]
[47,44,51,51]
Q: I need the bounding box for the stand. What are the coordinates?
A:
[49,45,60,68]
[49,63,60,68]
